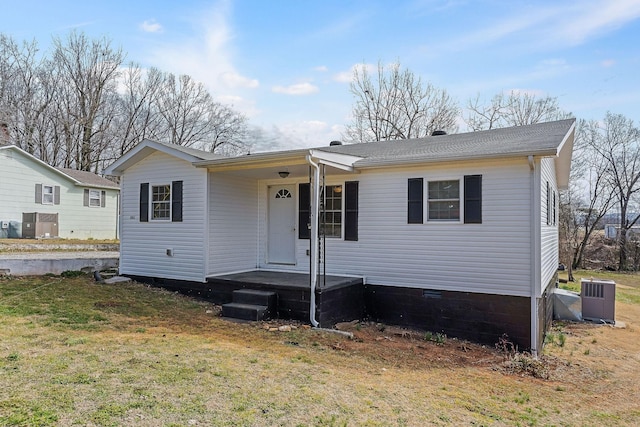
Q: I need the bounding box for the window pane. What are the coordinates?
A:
[89,190,101,207]
[42,186,54,204]
[152,185,171,219]
[428,201,460,220]
[427,180,460,221]
[428,180,459,199]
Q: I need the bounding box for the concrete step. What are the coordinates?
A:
[222,302,269,321]
[232,289,277,308]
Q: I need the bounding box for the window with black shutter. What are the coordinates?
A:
[172,180,183,222]
[464,175,482,224]
[344,181,359,241]
[408,178,423,224]
[140,183,149,222]
[298,183,310,239]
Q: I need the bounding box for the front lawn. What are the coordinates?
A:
[1,272,639,426]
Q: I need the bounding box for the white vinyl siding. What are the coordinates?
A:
[256,158,533,297]
[0,147,118,239]
[540,157,559,295]
[119,151,207,282]
[207,173,259,275]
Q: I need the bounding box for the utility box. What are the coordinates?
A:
[581,278,616,324]
[21,212,59,239]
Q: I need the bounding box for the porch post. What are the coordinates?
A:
[306,154,320,327]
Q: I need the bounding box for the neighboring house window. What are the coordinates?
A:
[84,189,106,207]
[428,180,460,221]
[139,181,183,223]
[35,184,60,205]
[408,178,424,224]
[321,185,342,238]
[42,185,54,204]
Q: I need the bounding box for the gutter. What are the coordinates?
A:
[528,155,539,357]
[306,154,320,327]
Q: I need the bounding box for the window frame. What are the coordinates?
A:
[426,178,461,223]
[88,189,101,208]
[42,185,54,205]
[151,183,172,221]
[320,184,343,238]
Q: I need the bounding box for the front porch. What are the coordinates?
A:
[206,271,364,326]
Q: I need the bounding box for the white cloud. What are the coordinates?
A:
[140,19,163,33]
[314,65,329,72]
[601,59,616,68]
[333,63,376,83]
[144,0,259,115]
[558,0,640,45]
[436,1,640,54]
[220,71,259,89]
[272,82,319,95]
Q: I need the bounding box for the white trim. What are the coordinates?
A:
[88,189,101,208]
[149,182,172,221]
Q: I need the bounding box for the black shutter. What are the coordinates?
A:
[546,181,551,225]
[407,178,423,224]
[35,184,42,204]
[101,190,106,208]
[54,186,61,205]
[172,180,183,222]
[140,183,149,222]
[83,189,89,206]
[464,175,482,224]
[298,183,310,239]
[345,181,359,241]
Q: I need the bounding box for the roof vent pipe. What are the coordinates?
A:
[431,130,447,136]
[329,140,342,146]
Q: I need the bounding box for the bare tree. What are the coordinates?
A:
[51,31,124,171]
[466,91,572,131]
[1,31,250,172]
[108,64,164,160]
[559,120,616,278]
[343,62,459,143]
[155,72,248,153]
[584,113,640,270]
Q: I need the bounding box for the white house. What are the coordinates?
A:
[0,145,120,240]
[105,119,575,354]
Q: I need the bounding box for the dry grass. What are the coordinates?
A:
[1,271,639,426]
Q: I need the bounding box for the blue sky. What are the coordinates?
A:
[4,0,640,150]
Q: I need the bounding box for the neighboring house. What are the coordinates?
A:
[105,119,575,354]
[0,145,120,239]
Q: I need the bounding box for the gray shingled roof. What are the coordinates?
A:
[316,119,575,166]
[57,168,120,189]
[151,140,226,161]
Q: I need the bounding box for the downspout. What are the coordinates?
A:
[306,154,320,327]
[528,155,539,358]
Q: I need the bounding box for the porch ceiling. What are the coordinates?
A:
[198,156,358,180]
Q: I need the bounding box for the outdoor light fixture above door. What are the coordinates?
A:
[278,171,290,178]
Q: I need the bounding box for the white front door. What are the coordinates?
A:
[268,185,296,264]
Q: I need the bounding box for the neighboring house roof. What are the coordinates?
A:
[105,139,225,176]
[56,168,119,190]
[0,145,119,190]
